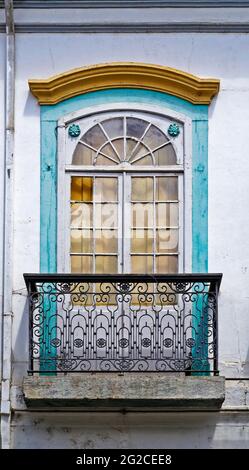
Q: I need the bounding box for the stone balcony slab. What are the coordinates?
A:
[23,373,225,410]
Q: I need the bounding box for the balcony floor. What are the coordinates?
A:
[23,373,225,410]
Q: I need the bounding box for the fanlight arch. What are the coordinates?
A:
[72,116,177,167]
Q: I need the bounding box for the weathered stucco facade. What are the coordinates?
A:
[1,0,249,449]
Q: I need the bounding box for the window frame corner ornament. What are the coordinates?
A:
[168,123,180,138]
[68,123,81,138]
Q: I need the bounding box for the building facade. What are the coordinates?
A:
[1,0,249,449]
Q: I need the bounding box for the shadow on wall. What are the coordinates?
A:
[10,411,249,449]
[12,293,30,378]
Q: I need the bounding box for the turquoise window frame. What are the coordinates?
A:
[39,88,208,373]
[40,88,208,273]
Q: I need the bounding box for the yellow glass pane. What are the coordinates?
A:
[72,144,94,165]
[71,203,92,228]
[156,229,178,253]
[71,177,93,202]
[156,203,178,227]
[131,229,153,253]
[71,255,93,273]
[95,177,118,202]
[154,144,176,165]
[95,256,117,274]
[132,203,154,228]
[82,124,106,148]
[156,177,178,201]
[95,230,118,253]
[156,255,178,274]
[131,256,153,274]
[95,203,118,228]
[143,125,167,148]
[131,177,153,201]
[71,229,93,253]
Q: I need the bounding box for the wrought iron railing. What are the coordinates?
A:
[24,273,222,375]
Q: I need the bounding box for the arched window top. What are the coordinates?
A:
[72,116,177,167]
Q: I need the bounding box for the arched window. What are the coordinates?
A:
[72,116,177,166]
[59,108,188,275]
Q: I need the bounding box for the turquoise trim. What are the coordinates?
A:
[192,119,208,272]
[40,88,208,274]
[40,87,209,375]
[41,89,207,122]
[40,120,57,272]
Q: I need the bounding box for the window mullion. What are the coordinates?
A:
[93,175,96,274]
[153,175,156,274]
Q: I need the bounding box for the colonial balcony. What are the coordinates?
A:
[23,273,225,409]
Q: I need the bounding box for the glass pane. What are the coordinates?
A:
[135,155,153,165]
[99,143,120,162]
[71,229,93,253]
[126,117,148,139]
[112,138,124,161]
[131,255,153,274]
[82,124,106,148]
[129,144,150,164]
[143,125,167,148]
[95,203,118,228]
[156,177,178,201]
[95,230,118,253]
[156,255,178,273]
[131,229,153,253]
[71,203,92,228]
[94,155,115,166]
[72,144,94,165]
[95,256,117,274]
[71,255,93,273]
[131,177,153,201]
[102,118,123,139]
[156,229,178,253]
[95,177,118,202]
[154,144,176,165]
[156,203,178,227]
[126,138,138,159]
[132,203,154,228]
[71,177,93,202]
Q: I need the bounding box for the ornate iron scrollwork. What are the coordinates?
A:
[24,273,221,375]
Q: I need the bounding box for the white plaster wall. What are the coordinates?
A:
[0,34,5,380]
[11,30,249,447]
[12,31,249,378]
[12,6,249,25]
[11,36,41,384]
[10,411,249,449]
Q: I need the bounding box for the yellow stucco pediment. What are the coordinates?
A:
[28,62,219,105]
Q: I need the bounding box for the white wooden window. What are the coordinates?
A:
[58,107,192,274]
